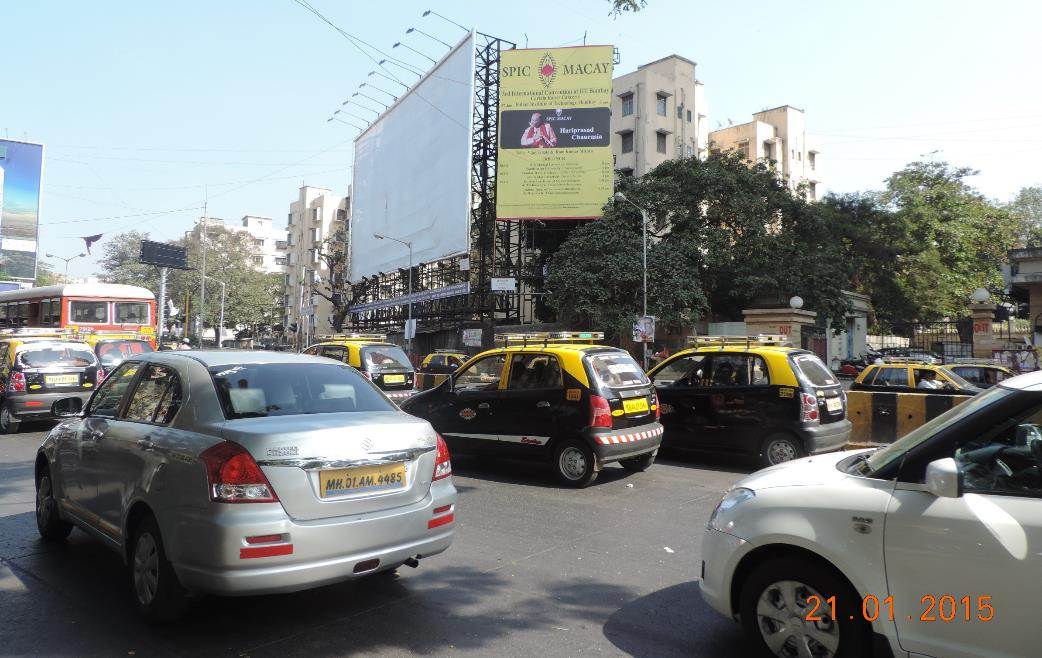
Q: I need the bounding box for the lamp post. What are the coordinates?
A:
[369,70,410,90]
[378,59,423,78]
[406,26,451,49]
[374,233,414,356]
[351,92,388,110]
[45,252,87,278]
[392,41,437,64]
[613,192,650,369]
[359,82,397,102]
[203,275,226,348]
[422,9,470,33]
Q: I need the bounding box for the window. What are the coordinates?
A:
[704,354,770,387]
[253,238,265,247]
[428,355,446,368]
[287,234,295,246]
[115,302,149,324]
[656,93,667,116]
[808,182,817,199]
[687,109,692,122]
[124,364,182,425]
[953,402,1042,496]
[507,353,563,390]
[209,363,395,418]
[587,351,649,389]
[792,354,835,387]
[808,152,816,171]
[620,93,633,117]
[652,354,706,387]
[96,340,153,369]
[311,227,320,243]
[311,208,320,222]
[874,367,910,388]
[361,345,411,370]
[677,106,683,119]
[276,240,288,250]
[70,300,108,324]
[620,131,634,154]
[686,144,693,157]
[18,344,96,369]
[252,256,264,265]
[319,346,349,363]
[762,141,773,161]
[275,257,288,266]
[656,132,667,154]
[454,354,506,391]
[618,167,634,177]
[287,212,294,225]
[88,361,140,418]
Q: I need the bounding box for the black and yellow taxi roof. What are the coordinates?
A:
[421,349,468,365]
[307,333,404,369]
[649,334,809,388]
[852,358,980,392]
[462,331,621,388]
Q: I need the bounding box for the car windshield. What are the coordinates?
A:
[791,353,837,387]
[18,344,97,368]
[96,340,154,367]
[209,363,396,419]
[939,367,974,389]
[587,350,650,389]
[865,384,1013,474]
[361,345,412,370]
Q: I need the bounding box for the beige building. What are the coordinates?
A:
[284,185,349,345]
[611,55,709,177]
[185,215,288,275]
[709,105,823,200]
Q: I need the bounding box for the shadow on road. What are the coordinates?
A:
[603,581,750,657]
[451,453,637,489]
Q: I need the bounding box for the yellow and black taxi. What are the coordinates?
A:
[399,332,663,487]
[946,360,1014,389]
[302,333,417,403]
[0,329,101,433]
[419,350,468,375]
[647,335,851,466]
[851,359,982,395]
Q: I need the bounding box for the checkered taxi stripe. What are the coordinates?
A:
[595,425,664,445]
[385,390,416,400]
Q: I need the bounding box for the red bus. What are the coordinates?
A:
[0,284,156,338]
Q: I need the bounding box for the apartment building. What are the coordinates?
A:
[284,185,350,345]
[611,55,709,177]
[709,105,823,200]
[185,215,289,274]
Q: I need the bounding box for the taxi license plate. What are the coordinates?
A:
[384,374,406,384]
[319,463,406,498]
[825,397,843,413]
[45,374,79,386]
[623,398,649,414]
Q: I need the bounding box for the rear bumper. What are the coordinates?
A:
[590,422,663,464]
[800,419,852,454]
[169,479,457,596]
[6,391,92,420]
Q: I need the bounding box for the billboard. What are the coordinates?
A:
[0,139,43,281]
[349,32,476,281]
[496,46,614,220]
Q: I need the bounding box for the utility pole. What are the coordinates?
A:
[156,267,167,341]
[198,201,207,348]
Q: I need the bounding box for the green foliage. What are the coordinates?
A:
[610,0,646,15]
[33,261,57,286]
[1011,185,1042,245]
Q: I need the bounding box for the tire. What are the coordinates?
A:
[553,439,598,488]
[128,515,190,622]
[620,451,656,472]
[760,433,804,468]
[0,404,21,435]
[36,470,73,541]
[739,555,869,658]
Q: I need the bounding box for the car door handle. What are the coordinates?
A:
[477,402,491,410]
[536,401,551,408]
[136,439,155,452]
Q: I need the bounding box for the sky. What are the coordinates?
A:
[4,0,1042,279]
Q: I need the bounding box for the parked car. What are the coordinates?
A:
[851,362,982,395]
[401,332,662,487]
[419,350,468,376]
[947,361,1014,389]
[34,350,456,620]
[303,333,417,403]
[91,333,154,374]
[700,373,1042,658]
[877,347,943,364]
[647,335,850,467]
[0,333,101,433]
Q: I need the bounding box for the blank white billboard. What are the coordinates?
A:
[349,33,475,281]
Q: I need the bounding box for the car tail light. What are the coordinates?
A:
[200,441,279,503]
[800,393,820,423]
[590,394,613,429]
[652,392,661,420]
[432,433,452,481]
[10,372,26,393]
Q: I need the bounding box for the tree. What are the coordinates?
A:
[312,235,351,332]
[96,230,162,292]
[1011,185,1042,245]
[34,261,59,286]
[610,0,646,15]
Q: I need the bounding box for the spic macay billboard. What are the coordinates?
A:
[496,45,614,220]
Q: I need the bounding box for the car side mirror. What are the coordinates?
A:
[925,457,963,498]
[52,397,84,418]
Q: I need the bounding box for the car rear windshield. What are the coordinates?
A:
[96,340,154,367]
[791,354,837,387]
[209,363,395,419]
[587,351,650,389]
[18,344,97,368]
[361,345,412,371]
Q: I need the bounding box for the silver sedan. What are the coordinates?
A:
[34,350,456,620]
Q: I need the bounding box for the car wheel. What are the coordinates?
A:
[739,556,869,658]
[129,515,190,622]
[620,451,656,472]
[0,404,21,435]
[761,433,804,467]
[553,439,598,488]
[36,470,73,541]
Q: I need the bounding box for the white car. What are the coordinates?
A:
[700,374,1042,658]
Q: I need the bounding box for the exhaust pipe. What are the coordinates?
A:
[403,556,420,569]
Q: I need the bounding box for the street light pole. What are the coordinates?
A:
[203,275,226,348]
[373,233,414,356]
[614,192,650,370]
[44,252,87,278]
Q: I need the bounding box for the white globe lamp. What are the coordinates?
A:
[970,288,990,304]
[789,295,804,310]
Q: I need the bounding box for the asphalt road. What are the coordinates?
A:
[0,426,756,657]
